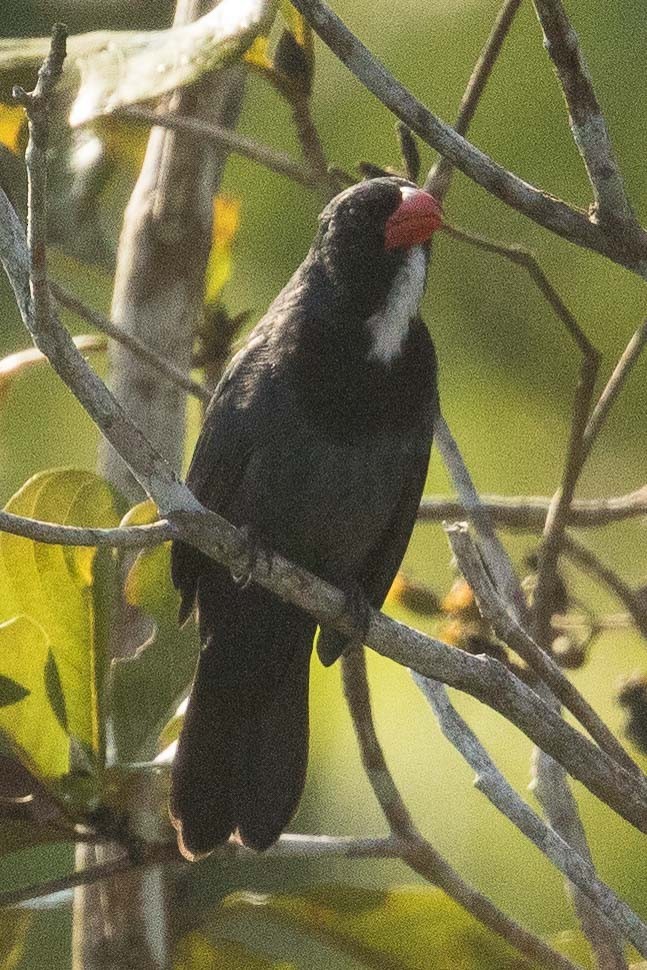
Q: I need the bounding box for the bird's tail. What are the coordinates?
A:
[169,574,315,857]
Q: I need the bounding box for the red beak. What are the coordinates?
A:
[384,187,443,250]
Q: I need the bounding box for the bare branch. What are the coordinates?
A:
[583,317,647,455]
[0,834,398,909]
[415,677,647,959]
[417,487,647,529]
[532,0,634,225]
[563,536,647,640]
[50,281,211,405]
[341,650,576,970]
[0,334,106,386]
[112,105,326,194]
[445,522,639,775]
[291,0,647,276]
[433,414,528,619]
[532,745,628,969]
[426,0,523,199]
[0,511,173,548]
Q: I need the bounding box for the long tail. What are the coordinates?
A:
[169,568,316,858]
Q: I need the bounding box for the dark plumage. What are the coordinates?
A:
[170,177,442,858]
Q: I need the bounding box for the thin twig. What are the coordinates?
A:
[415,676,647,960]
[417,487,647,529]
[50,281,211,405]
[0,334,106,385]
[563,536,647,640]
[113,105,326,194]
[291,0,647,276]
[0,511,174,548]
[583,317,647,454]
[445,522,639,775]
[340,650,576,970]
[532,0,634,225]
[0,835,398,910]
[426,0,523,200]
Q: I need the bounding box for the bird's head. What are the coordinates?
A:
[313,176,442,313]
[311,177,443,360]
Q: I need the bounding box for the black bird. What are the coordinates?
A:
[170,176,443,858]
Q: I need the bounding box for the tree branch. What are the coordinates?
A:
[532,0,634,225]
[340,650,576,970]
[290,0,647,276]
[112,105,326,194]
[417,487,647,529]
[415,677,647,959]
[445,522,639,775]
[51,281,211,405]
[425,0,523,200]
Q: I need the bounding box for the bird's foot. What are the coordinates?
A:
[231,525,271,590]
[341,582,372,653]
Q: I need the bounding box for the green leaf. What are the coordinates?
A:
[222,886,538,970]
[44,649,69,733]
[0,617,67,778]
[174,932,291,970]
[0,674,29,707]
[0,470,124,776]
[0,908,31,970]
[110,502,199,761]
[69,0,278,126]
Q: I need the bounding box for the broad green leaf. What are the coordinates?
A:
[69,0,278,126]
[0,674,29,707]
[0,470,124,775]
[0,617,67,777]
[110,502,199,761]
[0,908,31,970]
[174,932,291,970]
[222,886,538,970]
[205,196,241,306]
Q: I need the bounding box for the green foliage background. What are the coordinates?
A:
[0,0,646,967]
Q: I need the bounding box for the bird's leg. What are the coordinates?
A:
[341,581,372,653]
[230,524,272,590]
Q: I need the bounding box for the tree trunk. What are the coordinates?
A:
[72,0,246,965]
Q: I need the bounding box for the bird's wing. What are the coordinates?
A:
[315,443,431,665]
[171,332,271,622]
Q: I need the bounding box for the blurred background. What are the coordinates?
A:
[0,1,646,967]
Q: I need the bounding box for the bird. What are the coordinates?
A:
[170,176,443,859]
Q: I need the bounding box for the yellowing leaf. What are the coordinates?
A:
[204,196,241,306]
[280,1,311,49]
[0,102,26,155]
[244,35,273,71]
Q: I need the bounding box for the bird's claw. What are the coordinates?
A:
[231,525,269,590]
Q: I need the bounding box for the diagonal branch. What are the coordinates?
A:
[445,522,639,775]
[532,0,634,225]
[50,281,211,405]
[340,649,578,969]
[425,0,523,200]
[414,676,647,959]
[290,0,647,276]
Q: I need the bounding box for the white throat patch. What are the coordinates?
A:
[366,246,427,364]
